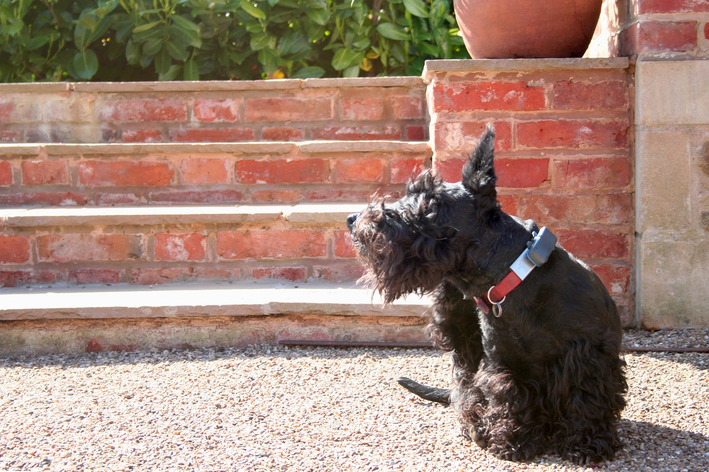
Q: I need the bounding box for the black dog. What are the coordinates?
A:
[347,126,626,463]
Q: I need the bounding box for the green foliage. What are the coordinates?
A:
[0,0,469,82]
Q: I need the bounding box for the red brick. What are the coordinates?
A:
[339,97,384,121]
[69,269,121,285]
[516,120,628,149]
[636,21,697,52]
[245,98,333,122]
[552,80,628,111]
[312,263,365,282]
[336,158,384,183]
[498,194,518,215]
[235,159,328,184]
[434,121,512,152]
[552,157,632,189]
[406,125,426,141]
[637,0,709,13]
[0,192,88,206]
[515,193,632,226]
[261,127,305,141]
[251,190,301,203]
[37,234,142,262]
[0,161,12,185]
[21,160,68,185]
[495,158,549,188]
[217,230,326,259]
[149,190,243,203]
[193,99,240,122]
[171,128,254,142]
[0,235,30,263]
[154,233,206,261]
[181,158,228,184]
[591,264,632,296]
[0,130,21,142]
[557,229,630,259]
[311,126,401,140]
[0,102,14,121]
[0,101,38,122]
[131,268,241,285]
[121,129,164,143]
[100,99,187,122]
[433,158,466,182]
[391,158,427,184]
[432,82,546,112]
[96,193,142,205]
[252,267,306,282]
[0,271,55,287]
[391,95,424,119]
[334,230,356,258]
[305,189,379,202]
[79,161,173,187]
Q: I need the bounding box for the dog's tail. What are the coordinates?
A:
[397,377,451,406]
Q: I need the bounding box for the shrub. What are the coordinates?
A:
[0,0,469,82]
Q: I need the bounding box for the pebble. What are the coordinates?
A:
[0,329,707,471]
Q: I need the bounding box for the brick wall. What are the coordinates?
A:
[425,58,635,325]
[587,0,709,58]
[0,142,430,206]
[0,78,427,144]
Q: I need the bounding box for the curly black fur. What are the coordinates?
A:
[347,125,627,464]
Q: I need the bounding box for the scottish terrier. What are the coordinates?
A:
[347,126,626,463]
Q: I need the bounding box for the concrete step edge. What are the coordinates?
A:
[0,281,431,321]
[0,203,368,227]
[0,140,431,156]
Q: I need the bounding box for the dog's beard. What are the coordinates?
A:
[350,208,444,304]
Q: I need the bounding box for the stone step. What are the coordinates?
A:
[0,203,366,288]
[0,281,432,355]
[0,140,431,206]
[0,77,427,144]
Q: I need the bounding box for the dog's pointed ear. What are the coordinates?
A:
[462,125,499,219]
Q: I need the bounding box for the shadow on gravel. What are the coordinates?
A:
[614,419,709,467]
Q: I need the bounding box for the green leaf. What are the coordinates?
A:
[25,35,50,51]
[143,37,164,55]
[155,46,171,75]
[250,33,275,51]
[184,58,199,80]
[170,15,201,32]
[343,64,360,77]
[331,48,363,71]
[240,0,266,20]
[125,39,141,64]
[133,21,162,34]
[74,23,91,51]
[403,0,429,18]
[158,64,182,81]
[72,49,99,80]
[165,39,190,61]
[169,23,202,48]
[257,48,278,74]
[291,66,325,79]
[376,23,410,41]
[305,8,329,26]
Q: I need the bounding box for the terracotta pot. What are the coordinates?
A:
[454,0,603,59]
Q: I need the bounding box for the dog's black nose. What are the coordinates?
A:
[346,213,358,230]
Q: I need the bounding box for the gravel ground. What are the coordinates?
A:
[1,329,708,472]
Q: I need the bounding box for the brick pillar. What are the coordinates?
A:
[424,58,635,326]
[595,0,709,327]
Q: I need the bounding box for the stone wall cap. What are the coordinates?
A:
[303,76,424,88]
[423,58,630,82]
[0,203,367,227]
[0,140,428,156]
[0,83,72,93]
